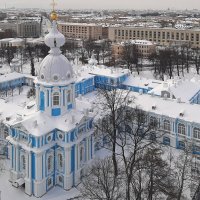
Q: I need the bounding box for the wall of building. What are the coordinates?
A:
[58,23,103,40]
[109,26,200,48]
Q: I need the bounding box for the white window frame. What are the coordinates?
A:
[20,154,26,172]
[53,92,60,106]
[47,153,54,174]
[57,153,64,170]
[193,128,200,139]
[164,120,171,132]
[80,146,84,163]
[178,123,186,135]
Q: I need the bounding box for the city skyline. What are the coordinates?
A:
[1,0,200,10]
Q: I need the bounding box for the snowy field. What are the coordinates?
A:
[0,168,80,200]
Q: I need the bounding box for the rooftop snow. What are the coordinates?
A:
[6,95,94,136]
[123,76,163,89]
[0,72,25,83]
[132,92,200,124]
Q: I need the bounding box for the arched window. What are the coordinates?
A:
[193,128,200,139]
[53,92,59,106]
[80,146,84,162]
[67,91,71,102]
[58,153,63,169]
[48,155,53,172]
[179,141,185,149]
[163,137,170,145]
[150,116,157,129]
[164,120,170,132]
[178,124,186,135]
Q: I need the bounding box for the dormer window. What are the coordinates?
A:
[53,92,60,106]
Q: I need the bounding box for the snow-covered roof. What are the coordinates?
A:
[170,80,200,102]
[88,65,129,78]
[73,65,95,82]
[58,22,101,27]
[123,76,163,89]
[6,95,94,136]
[132,92,200,124]
[0,72,25,83]
[149,79,200,103]
[74,65,130,79]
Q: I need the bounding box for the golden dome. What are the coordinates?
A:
[50,11,58,21]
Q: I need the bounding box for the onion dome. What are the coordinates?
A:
[36,19,74,85]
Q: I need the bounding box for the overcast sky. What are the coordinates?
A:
[1,0,200,10]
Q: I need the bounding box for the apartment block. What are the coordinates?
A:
[112,40,156,58]
[109,26,200,48]
[17,21,40,38]
[58,22,103,40]
[0,20,40,38]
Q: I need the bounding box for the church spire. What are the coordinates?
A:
[44,0,65,55]
[50,0,58,21]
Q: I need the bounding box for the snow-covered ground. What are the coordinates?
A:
[0,165,80,200]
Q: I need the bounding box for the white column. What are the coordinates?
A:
[92,135,95,159]
[26,152,29,177]
[35,153,43,180]
[75,145,78,170]
[77,144,80,170]
[28,152,32,179]
[36,87,39,110]
[65,148,71,175]
[16,145,19,172]
[13,146,16,170]
[42,153,45,179]
[87,138,90,161]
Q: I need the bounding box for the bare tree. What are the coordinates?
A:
[172,144,193,200]
[95,89,132,177]
[80,158,124,200]
[143,146,177,200]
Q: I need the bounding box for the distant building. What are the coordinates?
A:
[17,20,40,38]
[112,40,156,58]
[109,26,200,48]
[0,21,17,35]
[58,22,103,40]
[0,19,40,38]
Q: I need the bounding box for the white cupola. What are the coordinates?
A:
[37,21,74,85]
[35,19,76,117]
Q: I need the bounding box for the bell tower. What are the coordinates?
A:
[35,5,75,116]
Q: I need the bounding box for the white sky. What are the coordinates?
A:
[1,0,200,10]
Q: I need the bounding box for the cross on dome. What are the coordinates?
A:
[50,0,58,21]
[36,1,74,85]
[51,0,57,12]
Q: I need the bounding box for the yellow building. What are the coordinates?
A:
[58,22,103,40]
[109,26,200,48]
[112,40,156,59]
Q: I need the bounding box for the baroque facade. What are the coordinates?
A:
[6,16,94,197]
[1,11,200,199]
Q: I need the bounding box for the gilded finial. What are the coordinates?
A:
[50,0,58,21]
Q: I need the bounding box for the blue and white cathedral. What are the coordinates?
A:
[6,12,94,197]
